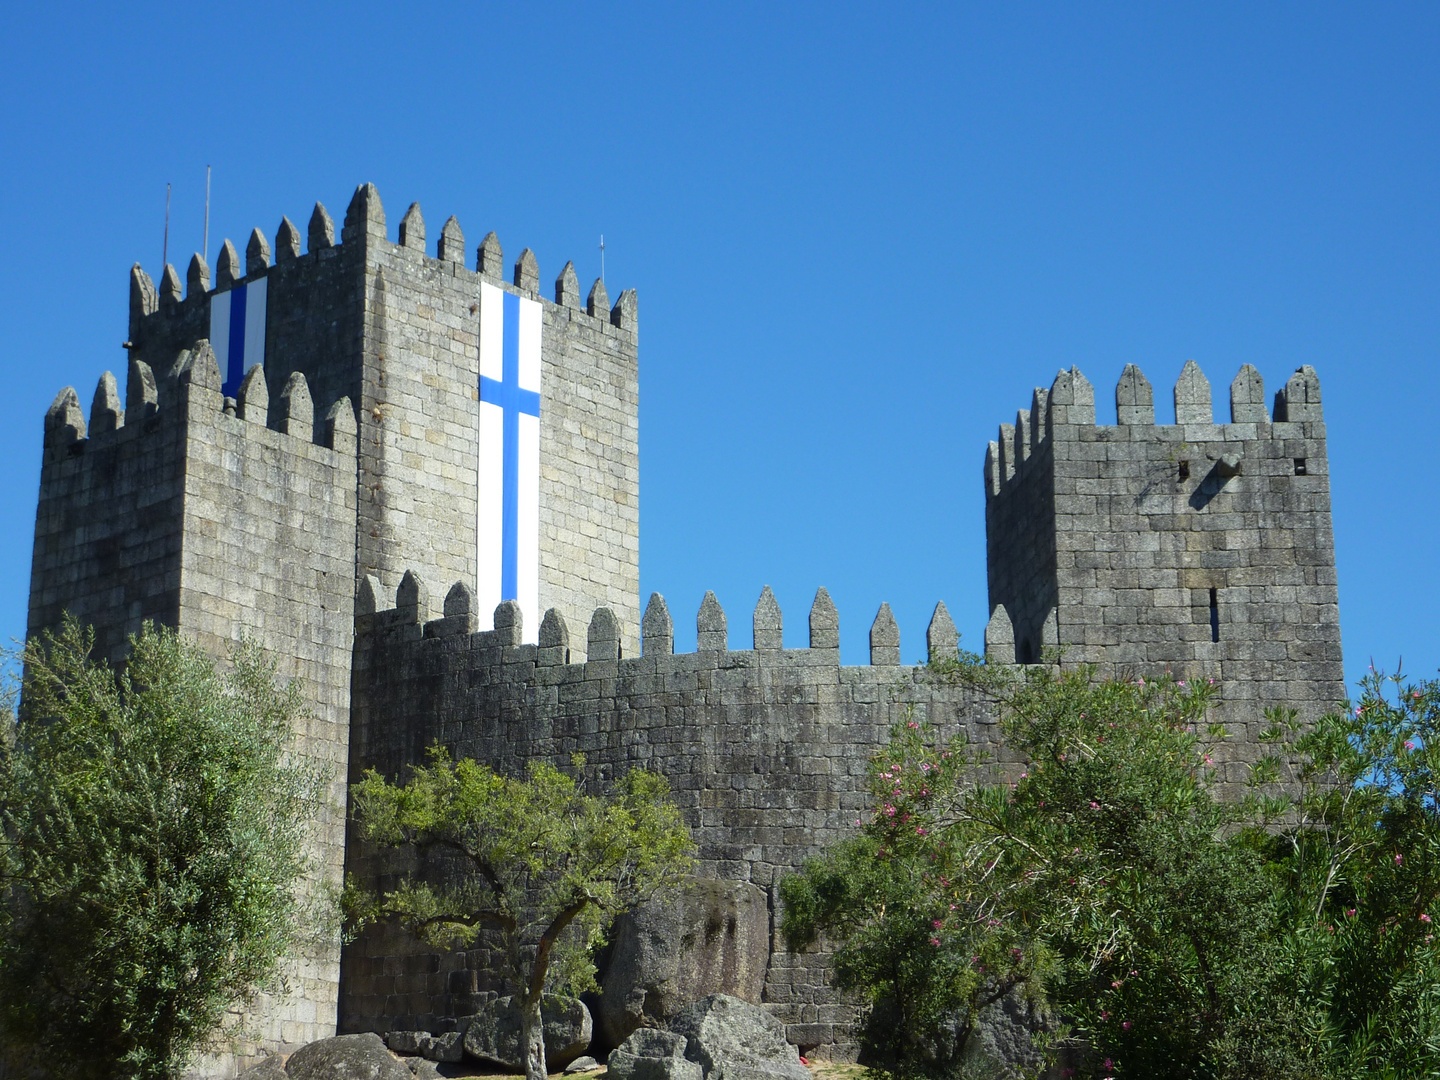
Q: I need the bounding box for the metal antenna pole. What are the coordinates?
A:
[163,183,171,270]
[203,165,211,262]
[599,234,605,286]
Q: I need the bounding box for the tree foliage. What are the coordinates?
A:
[0,618,326,1080]
[781,660,1440,1080]
[347,750,695,1080]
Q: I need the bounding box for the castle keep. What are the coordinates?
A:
[27,182,1344,1073]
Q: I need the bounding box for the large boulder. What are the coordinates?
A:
[285,1033,412,1080]
[236,1056,289,1080]
[462,994,593,1071]
[607,1029,703,1080]
[598,878,770,1046]
[670,995,810,1080]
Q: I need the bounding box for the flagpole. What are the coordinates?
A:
[599,234,605,287]
[163,182,171,271]
[203,165,211,263]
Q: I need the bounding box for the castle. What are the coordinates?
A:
[26,183,1344,1074]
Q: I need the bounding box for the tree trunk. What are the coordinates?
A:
[521,990,548,1080]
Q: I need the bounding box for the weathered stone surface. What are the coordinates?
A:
[421,1031,464,1063]
[236,1055,288,1080]
[386,1032,429,1055]
[462,995,592,1070]
[286,1033,411,1080]
[563,1055,602,1073]
[670,994,810,1080]
[598,879,769,1048]
[607,1029,703,1080]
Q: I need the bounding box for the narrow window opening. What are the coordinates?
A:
[617,644,623,659]
[565,648,571,664]
[1178,460,1190,481]
[1209,587,1220,642]
[1294,458,1307,475]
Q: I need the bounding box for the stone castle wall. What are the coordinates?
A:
[338,584,997,1057]
[27,347,359,1072]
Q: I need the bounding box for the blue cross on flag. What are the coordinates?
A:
[477,282,541,642]
[209,278,268,398]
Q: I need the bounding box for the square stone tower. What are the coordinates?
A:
[124,183,641,656]
[984,361,1345,769]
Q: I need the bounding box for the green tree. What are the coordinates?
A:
[0,618,327,1080]
[347,750,695,1080]
[783,661,1440,1079]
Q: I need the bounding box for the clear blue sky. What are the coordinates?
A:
[0,3,1435,693]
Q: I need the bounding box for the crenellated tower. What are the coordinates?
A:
[984,360,1344,761]
[125,184,640,655]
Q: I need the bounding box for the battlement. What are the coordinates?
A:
[127,183,637,359]
[985,361,1326,500]
[357,573,964,671]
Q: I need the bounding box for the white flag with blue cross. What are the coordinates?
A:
[477,282,541,643]
[209,277,267,398]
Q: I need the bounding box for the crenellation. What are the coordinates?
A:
[187,253,210,297]
[437,216,464,265]
[476,231,503,277]
[754,586,783,651]
[343,183,386,246]
[398,203,425,251]
[587,278,609,320]
[643,592,674,655]
[279,371,314,440]
[513,248,539,293]
[126,357,158,421]
[697,591,727,652]
[555,261,580,309]
[238,364,268,426]
[926,601,958,663]
[308,203,335,252]
[159,264,183,306]
[90,371,123,435]
[276,216,302,263]
[869,603,900,666]
[809,587,839,652]
[1174,359,1212,424]
[216,239,242,289]
[247,229,271,276]
[1116,363,1154,425]
[130,264,158,340]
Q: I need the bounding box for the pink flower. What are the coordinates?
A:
[915,826,927,836]
[1397,853,1404,866]
[1099,1009,1109,1021]
[1177,680,1186,688]
[907,720,919,729]
[1415,691,1423,699]
[1103,1061,1114,1071]
[929,937,940,946]
[1422,914,1432,923]
[1090,801,1101,810]
[932,919,944,929]
[1122,1020,1133,1031]
[1346,908,1356,918]
[1111,980,1122,988]
[1406,741,1416,751]
[1356,707,1363,718]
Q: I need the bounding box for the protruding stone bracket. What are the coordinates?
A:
[697,591,727,652]
[643,593,674,656]
[870,603,900,666]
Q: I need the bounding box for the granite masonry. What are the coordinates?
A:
[27,182,1345,1076]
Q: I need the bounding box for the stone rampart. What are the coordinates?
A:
[340,583,1002,1057]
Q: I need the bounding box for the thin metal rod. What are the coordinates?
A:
[163,183,171,270]
[599,234,605,286]
[203,165,211,262]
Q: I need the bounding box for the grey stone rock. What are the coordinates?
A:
[563,1055,602,1073]
[463,994,593,1071]
[607,1030,703,1080]
[405,1060,445,1080]
[237,1055,288,1080]
[597,879,769,1047]
[670,994,810,1080]
[285,1033,412,1080]
[422,1031,465,1063]
[386,1032,430,1055]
